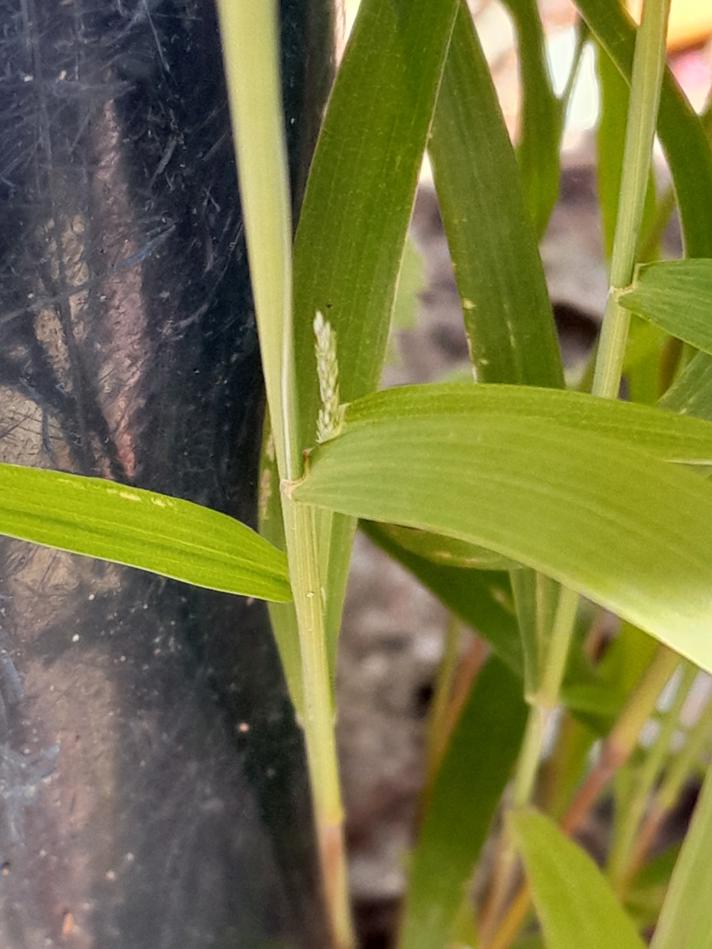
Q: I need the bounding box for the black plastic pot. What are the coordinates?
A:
[0,2,333,946]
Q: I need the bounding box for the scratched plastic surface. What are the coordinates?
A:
[0,2,333,946]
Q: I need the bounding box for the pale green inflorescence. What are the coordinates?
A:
[314,310,343,444]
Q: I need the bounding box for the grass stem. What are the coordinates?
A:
[608,662,695,894]
[592,0,671,398]
[217,3,353,944]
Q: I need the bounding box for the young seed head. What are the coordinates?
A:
[314,310,342,443]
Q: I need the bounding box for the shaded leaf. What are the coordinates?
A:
[620,259,712,356]
[511,808,645,949]
[660,353,712,422]
[399,659,527,949]
[0,464,290,602]
[625,845,680,931]
[562,622,658,733]
[429,4,563,701]
[501,0,564,237]
[429,5,563,388]
[363,521,522,674]
[373,522,514,570]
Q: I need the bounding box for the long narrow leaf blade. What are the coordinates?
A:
[501,0,563,237]
[512,808,645,949]
[399,659,527,949]
[651,765,712,949]
[293,0,459,438]
[294,404,712,672]
[619,259,712,355]
[0,464,290,602]
[345,383,712,466]
[269,0,460,671]
[429,5,563,388]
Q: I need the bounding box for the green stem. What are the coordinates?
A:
[217,4,353,944]
[655,695,712,813]
[592,0,671,398]
[282,498,352,947]
[216,0,300,481]
[481,589,579,941]
[608,661,695,893]
[627,695,712,879]
[513,588,581,808]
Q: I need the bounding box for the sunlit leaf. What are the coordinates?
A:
[385,238,427,368]
[294,390,712,673]
[660,354,712,422]
[0,464,290,602]
[344,383,712,466]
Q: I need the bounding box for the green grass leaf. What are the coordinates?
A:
[344,383,712,466]
[660,355,712,421]
[511,808,645,949]
[428,5,563,388]
[293,0,459,446]
[577,0,712,459]
[0,464,290,602]
[398,659,527,949]
[500,0,564,237]
[619,260,712,355]
[369,522,514,570]
[625,845,680,930]
[294,391,712,673]
[651,765,712,949]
